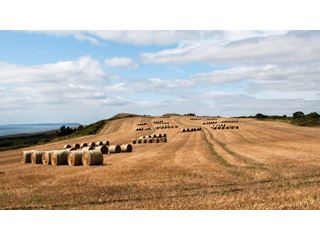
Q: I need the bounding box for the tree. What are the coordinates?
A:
[255,113,267,119]
[293,111,304,118]
[60,125,66,134]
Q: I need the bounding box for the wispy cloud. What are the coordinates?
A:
[105,57,138,69]
[28,30,289,46]
[141,31,320,64]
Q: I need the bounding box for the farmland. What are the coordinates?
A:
[0,115,320,209]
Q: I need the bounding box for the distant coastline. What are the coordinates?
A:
[0,123,80,137]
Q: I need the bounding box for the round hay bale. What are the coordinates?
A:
[64,144,71,149]
[236,126,239,129]
[41,151,54,165]
[51,150,69,166]
[148,138,153,143]
[161,137,167,143]
[143,139,147,143]
[132,139,137,144]
[137,139,142,144]
[121,144,133,152]
[21,151,33,164]
[67,150,83,166]
[158,133,162,137]
[96,141,103,146]
[182,129,185,132]
[31,151,46,164]
[80,142,88,148]
[82,146,95,151]
[155,138,160,143]
[95,145,109,154]
[108,145,121,153]
[153,134,157,138]
[82,150,103,166]
[186,128,190,132]
[148,135,152,138]
[72,143,80,149]
[102,140,110,145]
[163,133,167,137]
[89,142,96,147]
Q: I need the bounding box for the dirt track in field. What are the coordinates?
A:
[0,116,320,209]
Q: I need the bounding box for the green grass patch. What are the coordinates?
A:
[202,130,231,167]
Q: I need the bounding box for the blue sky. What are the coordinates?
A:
[0,30,319,124]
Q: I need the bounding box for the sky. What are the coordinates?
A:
[0,30,319,124]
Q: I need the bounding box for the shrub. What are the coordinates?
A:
[255,113,268,119]
[293,111,304,118]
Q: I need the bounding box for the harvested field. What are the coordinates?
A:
[0,116,320,209]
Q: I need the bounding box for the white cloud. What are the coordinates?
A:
[0,56,134,122]
[89,31,179,45]
[141,31,320,64]
[0,55,105,84]
[74,33,101,46]
[29,30,289,46]
[105,57,138,69]
[106,63,320,95]
[30,30,180,46]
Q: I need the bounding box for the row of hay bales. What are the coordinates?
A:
[136,127,150,131]
[213,123,226,128]
[181,127,202,132]
[63,140,109,150]
[155,125,178,129]
[153,121,169,124]
[211,125,239,130]
[190,118,201,120]
[137,123,147,126]
[221,120,238,123]
[132,133,167,144]
[21,143,133,166]
[203,121,217,125]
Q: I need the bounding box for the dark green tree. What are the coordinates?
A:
[255,113,267,119]
[293,111,304,118]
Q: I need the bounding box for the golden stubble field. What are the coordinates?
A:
[0,116,320,209]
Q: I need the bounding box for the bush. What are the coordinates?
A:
[293,111,304,118]
[291,111,320,126]
[255,113,268,119]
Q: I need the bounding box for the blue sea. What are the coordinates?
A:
[0,123,80,137]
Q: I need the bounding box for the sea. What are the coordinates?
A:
[0,123,80,137]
